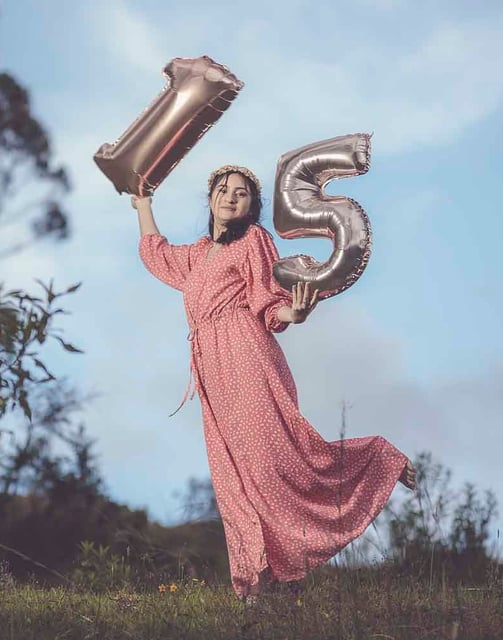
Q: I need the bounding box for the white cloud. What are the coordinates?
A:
[285,303,503,482]
[48,1,501,252]
[86,0,168,78]
[87,3,503,160]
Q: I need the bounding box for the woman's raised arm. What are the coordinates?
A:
[133,195,205,291]
[131,195,161,236]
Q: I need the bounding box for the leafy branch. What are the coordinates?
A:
[0,279,83,421]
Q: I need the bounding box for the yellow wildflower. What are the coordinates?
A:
[169,583,178,592]
[158,583,167,593]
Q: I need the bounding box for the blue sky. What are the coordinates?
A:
[2,0,502,548]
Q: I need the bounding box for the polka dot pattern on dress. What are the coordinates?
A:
[139,223,409,598]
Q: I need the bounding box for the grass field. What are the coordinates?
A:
[1,564,502,640]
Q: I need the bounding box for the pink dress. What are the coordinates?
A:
[139,223,408,598]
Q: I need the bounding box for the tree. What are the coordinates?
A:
[0,378,99,497]
[0,280,83,423]
[0,72,70,259]
[0,70,80,421]
[449,482,498,579]
[381,451,499,583]
[172,476,220,523]
[0,69,98,501]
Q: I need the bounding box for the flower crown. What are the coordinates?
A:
[207,165,262,196]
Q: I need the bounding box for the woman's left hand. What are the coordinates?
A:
[290,282,320,324]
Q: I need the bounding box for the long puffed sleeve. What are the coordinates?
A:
[240,225,293,333]
[139,233,203,291]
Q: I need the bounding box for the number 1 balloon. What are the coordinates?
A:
[272,133,372,299]
[93,56,244,196]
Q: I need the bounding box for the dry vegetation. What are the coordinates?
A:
[1,562,502,640]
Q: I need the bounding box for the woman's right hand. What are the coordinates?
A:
[133,195,160,235]
[131,195,152,211]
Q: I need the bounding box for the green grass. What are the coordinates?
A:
[1,566,502,640]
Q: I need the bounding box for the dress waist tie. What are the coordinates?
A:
[167,305,250,417]
[168,327,200,418]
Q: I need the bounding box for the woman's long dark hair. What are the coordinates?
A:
[208,171,263,244]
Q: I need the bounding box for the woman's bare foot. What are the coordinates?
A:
[399,460,417,491]
[241,575,263,605]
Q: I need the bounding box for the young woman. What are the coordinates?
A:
[133,165,416,603]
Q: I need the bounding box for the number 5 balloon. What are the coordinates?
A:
[272,133,372,298]
[93,56,244,196]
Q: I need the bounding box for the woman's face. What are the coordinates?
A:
[210,173,252,226]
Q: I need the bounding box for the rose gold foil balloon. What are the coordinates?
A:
[93,56,244,196]
[272,133,372,299]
